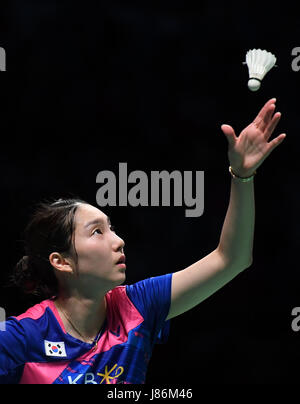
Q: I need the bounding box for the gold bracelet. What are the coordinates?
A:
[229,166,256,182]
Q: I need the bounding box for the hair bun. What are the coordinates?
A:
[15,255,29,272]
[14,255,37,294]
[21,255,29,269]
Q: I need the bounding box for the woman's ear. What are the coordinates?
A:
[49,252,74,274]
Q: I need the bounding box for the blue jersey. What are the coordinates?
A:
[0,273,172,384]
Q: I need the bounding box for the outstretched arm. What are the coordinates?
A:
[166,98,286,321]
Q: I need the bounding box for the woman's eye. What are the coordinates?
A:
[92,226,115,235]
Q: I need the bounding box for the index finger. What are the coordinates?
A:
[253,98,277,129]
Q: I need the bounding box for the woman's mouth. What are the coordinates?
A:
[115,254,126,269]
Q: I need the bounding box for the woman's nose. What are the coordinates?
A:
[113,233,125,252]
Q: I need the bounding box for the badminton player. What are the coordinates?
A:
[0,99,285,384]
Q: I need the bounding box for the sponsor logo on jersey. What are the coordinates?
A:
[67,363,124,384]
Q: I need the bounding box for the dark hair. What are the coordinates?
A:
[12,197,88,298]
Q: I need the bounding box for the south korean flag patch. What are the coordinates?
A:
[44,340,67,357]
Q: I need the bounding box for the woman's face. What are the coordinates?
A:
[71,203,126,288]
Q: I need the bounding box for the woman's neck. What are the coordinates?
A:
[55,292,107,343]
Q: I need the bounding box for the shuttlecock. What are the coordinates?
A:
[244,49,277,91]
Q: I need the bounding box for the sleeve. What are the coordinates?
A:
[0,317,27,384]
[126,273,173,345]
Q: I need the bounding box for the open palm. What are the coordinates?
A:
[221,98,286,178]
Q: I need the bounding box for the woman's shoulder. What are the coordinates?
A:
[13,298,53,322]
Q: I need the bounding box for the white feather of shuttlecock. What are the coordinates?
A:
[244,49,277,91]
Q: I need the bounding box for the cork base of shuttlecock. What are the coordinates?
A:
[248,78,261,91]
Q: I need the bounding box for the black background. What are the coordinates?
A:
[0,0,299,384]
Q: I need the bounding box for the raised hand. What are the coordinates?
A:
[221,98,286,178]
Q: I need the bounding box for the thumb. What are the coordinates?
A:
[221,124,237,147]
